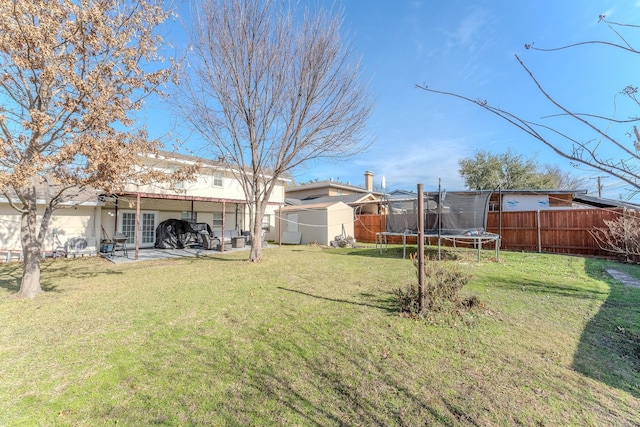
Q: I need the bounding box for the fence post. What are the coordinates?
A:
[537,210,542,253]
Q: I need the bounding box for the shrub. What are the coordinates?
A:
[396,254,470,316]
[591,212,640,263]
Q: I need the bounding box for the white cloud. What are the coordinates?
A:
[444,9,492,52]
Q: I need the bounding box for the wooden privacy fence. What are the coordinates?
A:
[355,208,625,257]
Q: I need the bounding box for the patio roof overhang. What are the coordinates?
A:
[117,191,247,205]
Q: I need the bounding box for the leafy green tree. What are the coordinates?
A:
[458,150,554,190]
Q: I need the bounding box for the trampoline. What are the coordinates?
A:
[376,190,501,261]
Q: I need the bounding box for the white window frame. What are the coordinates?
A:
[181,211,197,223]
[212,173,223,188]
[213,212,224,229]
[118,210,159,248]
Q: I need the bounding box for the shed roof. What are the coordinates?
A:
[280,201,351,211]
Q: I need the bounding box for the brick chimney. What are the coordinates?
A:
[364,171,373,192]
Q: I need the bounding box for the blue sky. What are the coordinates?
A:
[150,0,640,199]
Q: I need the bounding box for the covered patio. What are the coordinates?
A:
[99,243,270,264]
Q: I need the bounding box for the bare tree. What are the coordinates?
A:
[591,211,640,262]
[543,164,587,191]
[417,16,640,199]
[0,0,191,298]
[180,0,371,262]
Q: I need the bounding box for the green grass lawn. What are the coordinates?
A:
[1,245,639,426]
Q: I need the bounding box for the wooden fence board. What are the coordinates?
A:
[355,208,624,257]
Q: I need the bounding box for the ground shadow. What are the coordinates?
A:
[572,258,640,398]
[203,322,462,426]
[277,286,398,315]
[485,275,609,300]
[329,246,466,261]
[0,259,124,294]
[0,263,22,293]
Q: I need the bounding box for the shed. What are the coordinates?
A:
[277,201,355,246]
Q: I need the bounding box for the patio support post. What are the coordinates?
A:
[221,201,226,252]
[114,198,119,236]
[135,193,141,260]
[279,205,282,246]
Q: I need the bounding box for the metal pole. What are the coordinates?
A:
[437,179,442,261]
[417,183,425,315]
[498,185,502,241]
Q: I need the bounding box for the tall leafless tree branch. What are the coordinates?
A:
[179,0,371,262]
[417,16,640,200]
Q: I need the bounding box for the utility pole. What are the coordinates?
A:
[590,175,608,198]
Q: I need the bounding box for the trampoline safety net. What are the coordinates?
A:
[386,192,492,235]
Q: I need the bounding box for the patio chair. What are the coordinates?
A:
[112,232,128,257]
[199,231,220,250]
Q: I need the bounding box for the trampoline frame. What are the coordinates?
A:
[376,231,500,261]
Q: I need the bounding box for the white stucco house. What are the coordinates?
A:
[0,151,288,260]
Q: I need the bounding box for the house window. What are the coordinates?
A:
[212,173,223,188]
[181,211,197,223]
[262,214,270,231]
[213,212,223,228]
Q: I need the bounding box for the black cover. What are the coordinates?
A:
[155,219,208,249]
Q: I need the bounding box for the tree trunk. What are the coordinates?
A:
[249,207,265,262]
[17,200,44,298]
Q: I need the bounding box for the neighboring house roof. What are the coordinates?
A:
[572,194,640,210]
[281,200,351,211]
[287,180,384,196]
[385,188,640,210]
[292,193,378,205]
[386,188,589,197]
[284,194,381,218]
[489,189,589,196]
[387,189,416,198]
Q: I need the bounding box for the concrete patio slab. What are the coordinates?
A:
[100,244,259,264]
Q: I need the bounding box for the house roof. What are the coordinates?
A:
[387,188,589,197]
[1,182,103,206]
[385,188,640,210]
[285,192,380,207]
[571,194,640,210]
[153,150,291,183]
[287,179,383,196]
